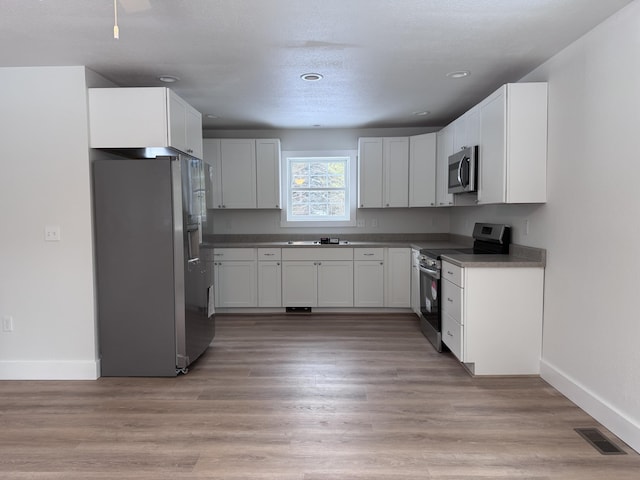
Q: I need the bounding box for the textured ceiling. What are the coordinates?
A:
[0,0,634,129]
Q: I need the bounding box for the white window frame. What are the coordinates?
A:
[280,150,357,228]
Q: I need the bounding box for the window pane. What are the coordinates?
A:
[291,176,308,188]
[291,204,309,215]
[328,191,345,203]
[329,204,345,216]
[309,175,327,188]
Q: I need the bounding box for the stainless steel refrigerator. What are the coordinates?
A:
[93,155,215,376]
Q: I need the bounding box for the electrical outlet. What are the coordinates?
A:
[524,219,530,236]
[356,219,365,228]
[371,218,378,228]
[44,225,61,242]
[2,316,13,333]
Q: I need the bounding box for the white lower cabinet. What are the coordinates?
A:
[354,248,385,307]
[212,248,257,308]
[257,248,281,307]
[440,260,544,375]
[281,248,354,307]
[211,246,414,311]
[384,248,411,308]
[317,261,354,307]
[281,261,317,306]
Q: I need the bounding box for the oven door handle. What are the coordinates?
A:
[419,265,440,278]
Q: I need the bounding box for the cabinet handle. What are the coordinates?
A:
[275,204,279,208]
[447,297,453,302]
[447,330,453,337]
[363,253,374,256]
[380,262,383,265]
[386,203,390,207]
[447,271,453,275]
[277,262,280,266]
[360,204,364,207]
[263,253,275,256]
[430,202,435,206]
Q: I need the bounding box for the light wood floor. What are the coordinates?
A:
[1,314,638,479]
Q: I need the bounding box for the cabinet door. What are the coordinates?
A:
[318,261,354,307]
[220,139,257,208]
[256,139,281,209]
[442,312,463,361]
[282,261,317,307]
[258,261,282,307]
[215,260,257,307]
[478,89,506,204]
[203,139,222,209]
[409,133,437,207]
[354,261,384,307]
[383,137,409,207]
[88,87,169,149]
[435,126,454,206]
[168,90,188,154]
[384,248,411,307]
[185,106,203,159]
[357,137,383,208]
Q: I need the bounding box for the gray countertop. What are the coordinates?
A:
[439,252,544,268]
[201,235,546,268]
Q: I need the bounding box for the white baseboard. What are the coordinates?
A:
[0,359,100,380]
[541,358,640,454]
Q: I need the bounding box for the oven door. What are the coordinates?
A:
[419,263,443,351]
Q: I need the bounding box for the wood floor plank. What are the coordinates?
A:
[0,313,637,479]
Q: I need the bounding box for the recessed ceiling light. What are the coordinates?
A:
[205,114,219,119]
[446,70,470,79]
[158,75,180,83]
[300,73,323,82]
[413,111,431,117]
[312,124,322,128]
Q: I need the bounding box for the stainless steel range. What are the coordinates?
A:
[418,223,511,352]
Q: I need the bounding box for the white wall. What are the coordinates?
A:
[0,66,99,379]
[450,1,640,452]
[204,127,450,235]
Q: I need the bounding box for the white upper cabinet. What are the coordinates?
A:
[220,139,257,209]
[358,137,409,208]
[203,138,282,209]
[203,139,222,210]
[478,83,548,204]
[435,125,454,207]
[383,137,410,207]
[89,87,203,159]
[452,106,480,153]
[409,133,437,207]
[357,137,384,208]
[256,139,282,209]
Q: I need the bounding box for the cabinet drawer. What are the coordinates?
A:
[212,248,257,261]
[258,248,281,260]
[442,261,463,287]
[354,248,384,261]
[442,312,463,361]
[441,278,463,324]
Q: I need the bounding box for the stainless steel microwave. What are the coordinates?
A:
[448,146,477,194]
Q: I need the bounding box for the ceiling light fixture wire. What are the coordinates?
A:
[113,0,120,39]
